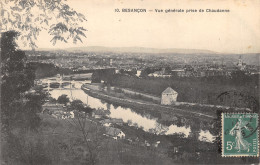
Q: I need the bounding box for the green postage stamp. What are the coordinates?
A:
[222,113,259,157]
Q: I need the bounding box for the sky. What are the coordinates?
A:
[19,0,260,53]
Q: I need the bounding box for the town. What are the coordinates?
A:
[26,48,259,77]
[22,47,259,164]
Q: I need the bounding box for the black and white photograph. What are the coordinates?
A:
[1,0,259,164]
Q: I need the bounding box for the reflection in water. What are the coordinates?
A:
[166,125,191,137]
[45,78,214,142]
[109,105,192,137]
[50,89,107,109]
[198,130,215,142]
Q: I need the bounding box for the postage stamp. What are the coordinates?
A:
[222,113,259,157]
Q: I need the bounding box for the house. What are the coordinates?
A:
[176,70,185,77]
[92,109,110,119]
[51,111,74,119]
[100,118,124,126]
[161,87,178,105]
[136,70,142,77]
[42,103,74,119]
[103,123,111,127]
[42,103,64,112]
[148,70,164,77]
[42,108,52,115]
[105,127,125,139]
[237,56,246,70]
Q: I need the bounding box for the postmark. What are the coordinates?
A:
[217,90,259,112]
[222,113,259,157]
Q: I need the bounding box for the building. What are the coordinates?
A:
[109,59,113,66]
[100,118,124,126]
[92,109,110,118]
[237,56,246,70]
[136,70,142,77]
[238,56,243,67]
[171,69,185,77]
[42,103,74,119]
[161,87,178,105]
[42,103,64,112]
[105,127,125,139]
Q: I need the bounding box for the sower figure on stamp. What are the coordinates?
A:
[229,118,251,152]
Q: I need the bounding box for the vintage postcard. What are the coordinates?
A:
[1,0,259,164]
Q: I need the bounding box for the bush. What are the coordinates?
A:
[57,94,70,105]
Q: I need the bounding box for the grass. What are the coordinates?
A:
[36,113,174,165]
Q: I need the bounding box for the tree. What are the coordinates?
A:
[165,66,171,74]
[1,0,87,49]
[1,1,88,163]
[84,106,94,115]
[70,99,93,116]
[68,111,105,165]
[1,31,48,164]
[71,99,84,111]
[140,67,152,77]
[1,31,36,131]
[57,94,70,105]
[65,99,104,164]
[91,71,101,83]
[230,70,248,85]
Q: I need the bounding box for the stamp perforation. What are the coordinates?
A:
[221,112,259,157]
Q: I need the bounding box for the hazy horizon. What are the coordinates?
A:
[25,46,260,55]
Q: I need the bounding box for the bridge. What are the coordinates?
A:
[35,77,90,91]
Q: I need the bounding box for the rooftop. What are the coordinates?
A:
[162,87,177,94]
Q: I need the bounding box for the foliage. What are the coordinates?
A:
[29,62,59,78]
[1,31,39,131]
[3,131,52,164]
[111,74,259,110]
[1,0,87,49]
[57,94,70,105]
[71,99,84,110]
[140,67,158,77]
[70,99,94,115]
[91,71,102,83]
[1,31,49,165]
[48,97,57,103]
[91,69,115,84]
[84,106,94,114]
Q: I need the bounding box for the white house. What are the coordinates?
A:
[105,127,125,140]
[161,87,178,105]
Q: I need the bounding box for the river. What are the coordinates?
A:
[41,77,215,142]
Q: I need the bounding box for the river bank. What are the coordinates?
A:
[81,84,217,122]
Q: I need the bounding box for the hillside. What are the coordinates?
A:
[38,46,217,54]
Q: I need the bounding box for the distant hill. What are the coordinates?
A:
[40,46,218,54]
